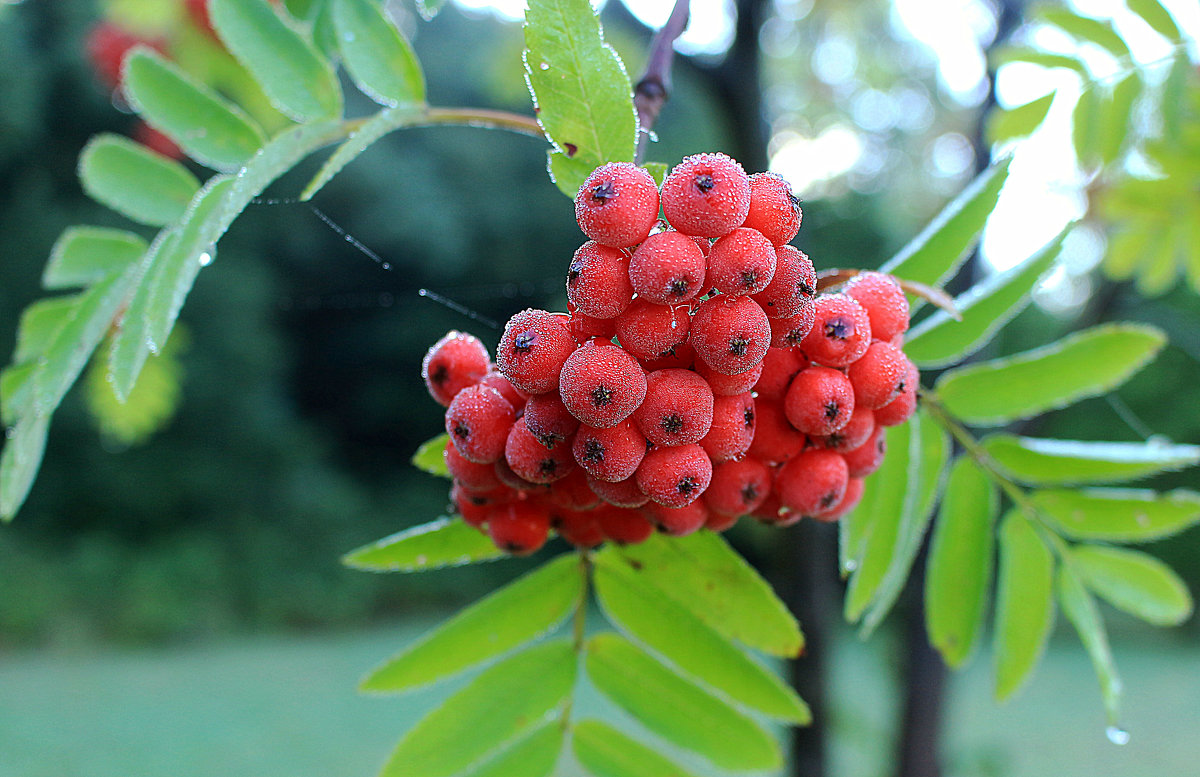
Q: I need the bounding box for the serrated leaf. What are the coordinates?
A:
[0,414,50,521]
[461,722,562,777]
[524,0,636,190]
[605,531,802,657]
[572,719,702,777]
[1033,488,1200,542]
[0,363,36,426]
[1070,545,1193,626]
[85,328,184,446]
[983,435,1200,486]
[1037,8,1130,59]
[592,557,810,723]
[986,91,1056,145]
[412,433,451,478]
[1057,563,1121,725]
[379,640,574,777]
[585,634,781,771]
[361,554,581,692]
[79,133,201,227]
[1097,72,1141,166]
[926,456,998,668]
[210,0,343,122]
[860,409,949,635]
[880,157,1012,297]
[44,227,146,290]
[935,324,1165,427]
[301,105,423,200]
[14,296,78,365]
[123,48,267,171]
[995,48,1090,78]
[905,227,1066,369]
[994,511,1056,702]
[1126,0,1182,41]
[332,0,425,107]
[343,517,505,571]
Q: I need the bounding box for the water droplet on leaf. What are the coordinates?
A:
[1105,726,1130,745]
[198,252,213,267]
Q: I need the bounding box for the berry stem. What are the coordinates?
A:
[633,0,691,163]
[817,269,962,321]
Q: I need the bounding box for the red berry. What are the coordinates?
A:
[487,501,551,555]
[505,417,575,484]
[133,122,183,160]
[445,440,504,492]
[494,457,551,494]
[588,474,651,508]
[559,341,647,428]
[847,341,910,409]
[639,340,696,371]
[811,476,864,523]
[694,357,763,396]
[843,427,886,478]
[451,482,510,527]
[645,500,709,537]
[752,245,816,318]
[633,369,715,447]
[741,172,801,245]
[768,304,816,349]
[706,228,777,296]
[566,308,617,344]
[566,242,634,319]
[446,384,516,463]
[754,347,807,401]
[86,23,166,89]
[423,331,491,407]
[705,510,741,532]
[479,368,528,411]
[752,491,800,527]
[844,272,910,343]
[497,309,577,395]
[574,162,660,248]
[747,399,807,464]
[614,299,691,361]
[629,231,708,304]
[784,365,856,437]
[554,508,606,548]
[635,444,713,508]
[595,505,656,545]
[815,406,875,453]
[699,392,756,463]
[777,449,849,516]
[704,458,771,517]
[547,467,602,511]
[801,294,872,367]
[690,295,771,376]
[523,392,581,449]
[874,358,918,427]
[572,420,646,482]
[661,152,751,237]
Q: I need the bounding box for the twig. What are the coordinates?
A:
[816,269,962,321]
[633,0,690,163]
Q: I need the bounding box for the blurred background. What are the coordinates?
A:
[0,0,1197,776]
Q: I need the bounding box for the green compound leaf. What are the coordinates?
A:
[301,105,423,200]
[925,455,998,668]
[607,531,802,657]
[1126,0,1183,41]
[585,633,781,771]
[904,226,1067,369]
[43,227,146,290]
[983,435,1200,486]
[78,133,200,227]
[14,296,78,365]
[572,719,702,777]
[412,433,451,478]
[642,161,668,186]
[1037,8,1130,59]
[859,409,950,635]
[879,156,1011,296]
[592,556,809,723]
[460,722,562,777]
[994,511,1056,702]
[986,91,1056,146]
[379,639,574,777]
[122,47,267,171]
[343,517,505,571]
[524,0,637,197]
[361,554,582,693]
[0,414,50,521]
[1070,545,1193,626]
[934,323,1165,427]
[1072,85,1103,169]
[332,0,425,107]
[1057,563,1121,726]
[85,328,185,446]
[1097,72,1142,167]
[0,364,35,427]
[994,48,1089,78]
[210,0,343,122]
[1032,488,1200,543]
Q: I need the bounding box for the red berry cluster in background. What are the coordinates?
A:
[422,154,918,555]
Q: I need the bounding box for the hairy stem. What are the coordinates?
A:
[633,0,691,163]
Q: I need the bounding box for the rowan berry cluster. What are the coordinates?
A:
[422,153,917,555]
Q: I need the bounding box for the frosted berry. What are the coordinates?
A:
[635,444,713,508]
[645,500,709,537]
[566,308,617,344]
[706,228,777,296]
[768,305,816,349]
[660,152,751,237]
[451,482,509,527]
[694,358,763,396]
[752,245,816,318]
[446,384,516,463]
[487,501,551,555]
[559,340,647,428]
[639,340,696,371]
[574,162,660,248]
[497,309,577,394]
[777,449,849,517]
[480,368,528,411]
[547,467,602,511]
[741,172,802,245]
[566,242,634,319]
[811,476,864,523]
[815,405,875,453]
[588,474,651,508]
[874,358,918,427]
[523,392,581,449]
[746,399,806,464]
[494,457,551,494]
[699,392,756,463]
[445,440,504,492]
[754,347,807,401]
[614,300,690,361]
[800,294,872,367]
[633,369,715,447]
[629,231,708,304]
[705,510,741,533]
[423,330,490,407]
[595,505,656,545]
[505,417,575,484]
[554,508,606,548]
[572,420,646,482]
[784,365,855,437]
[704,458,771,517]
[847,340,910,409]
[690,295,771,376]
[843,427,886,478]
[844,271,909,343]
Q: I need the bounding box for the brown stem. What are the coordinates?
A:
[633,0,691,163]
[421,106,545,138]
[816,269,962,321]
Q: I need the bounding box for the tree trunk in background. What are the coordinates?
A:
[894,548,946,777]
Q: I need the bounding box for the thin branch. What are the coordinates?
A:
[816,269,962,321]
[633,0,691,163]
